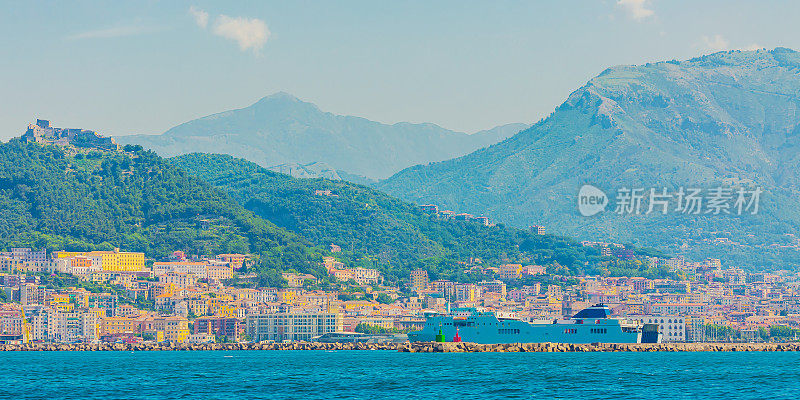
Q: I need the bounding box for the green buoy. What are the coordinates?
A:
[435,327,446,342]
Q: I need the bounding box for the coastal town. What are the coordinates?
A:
[2,241,800,346]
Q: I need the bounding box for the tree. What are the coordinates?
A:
[375,293,392,304]
[758,327,769,342]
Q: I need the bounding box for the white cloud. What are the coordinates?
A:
[617,0,655,21]
[212,14,270,53]
[189,6,209,29]
[66,25,163,40]
[702,34,729,52]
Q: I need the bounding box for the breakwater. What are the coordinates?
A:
[3,341,800,352]
[399,342,800,352]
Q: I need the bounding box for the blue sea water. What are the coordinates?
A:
[1,350,797,399]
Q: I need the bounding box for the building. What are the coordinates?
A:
[0,309,23,335]
[163,316,190,343]
[649,303,708,316]
[159,273,198,288]
[500,264,524,281]
[101,316,141,336]
[282,273,318,288]
[530,225,546,235]
[194,316,239,341]
[479,280,507,298]
[637,315,686,342]
[43,311,98,343]
[409,270,429,292]
[216,254,249,270]
[454,283,480,302]
[247,312,343,342]
[22,119,118,150]
[153,261,209,279]
[419,204,439,215]
[206,262,233,282]
[55,249,144,272]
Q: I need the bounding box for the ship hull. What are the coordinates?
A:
[408,314,648,344]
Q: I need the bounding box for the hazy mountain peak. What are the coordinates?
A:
[118,92,528,180]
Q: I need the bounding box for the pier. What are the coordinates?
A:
[2,342,800,352]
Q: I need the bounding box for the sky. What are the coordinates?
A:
[1,0,799,141]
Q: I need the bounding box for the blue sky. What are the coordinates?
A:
[1,0,798,140]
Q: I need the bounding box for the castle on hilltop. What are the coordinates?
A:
[21,119,119,151]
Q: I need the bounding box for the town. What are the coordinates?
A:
[2,242,799,345]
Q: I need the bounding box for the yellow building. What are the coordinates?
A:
[56,248,145,271]
[101,316,141,336]
[277,289,297,304]
[206,264,233,281]
[47,294,75,312]
[163,316,190,343]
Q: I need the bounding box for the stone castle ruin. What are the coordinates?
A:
[21,119,119,151]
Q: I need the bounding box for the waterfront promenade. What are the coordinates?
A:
[2,341,800,352]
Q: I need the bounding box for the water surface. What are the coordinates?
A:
[1,350,795,399]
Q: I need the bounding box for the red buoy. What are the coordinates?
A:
[453,327,462,342]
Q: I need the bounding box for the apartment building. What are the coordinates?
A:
[247,312,343,342]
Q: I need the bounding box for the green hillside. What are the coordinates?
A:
[0,140,324,279]
[170,153,669,281]
[378,48,800,270]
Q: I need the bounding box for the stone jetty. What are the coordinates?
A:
[398,342,800,353]
[2,342,799,352]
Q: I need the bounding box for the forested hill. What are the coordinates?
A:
[170,153,669,281]
[0,140,324,278]
[377,48,800,270]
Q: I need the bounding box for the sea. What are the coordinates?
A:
[1,350,797,399]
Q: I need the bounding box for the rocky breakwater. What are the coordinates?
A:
[4,342,800,352]
[0,342,401,351]
[398,342,800,353]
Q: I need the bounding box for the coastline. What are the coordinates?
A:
[2,342,799,352]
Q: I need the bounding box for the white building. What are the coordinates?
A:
[637,315,686,342]
[246,312,343,342]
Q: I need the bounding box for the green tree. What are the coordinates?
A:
[375,293,393,304]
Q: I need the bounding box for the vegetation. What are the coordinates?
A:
[375,293,393,304]
[0,141,325,280]
[0,140,672,286]
[376,48,800,271]
[171,153,670,282]
[354,323,407,334]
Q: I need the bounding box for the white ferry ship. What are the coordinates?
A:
[408,304,661,344]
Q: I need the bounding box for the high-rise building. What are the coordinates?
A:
[409,270,429,292]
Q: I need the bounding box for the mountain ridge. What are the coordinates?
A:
[378,48,800,270]
[117,92,528,180]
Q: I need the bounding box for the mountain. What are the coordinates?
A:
[117,92,528,180]
[0,139,326,281]
[170,153,669,281]
[378,48,800,270]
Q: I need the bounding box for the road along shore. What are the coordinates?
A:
[2,342,800,352]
